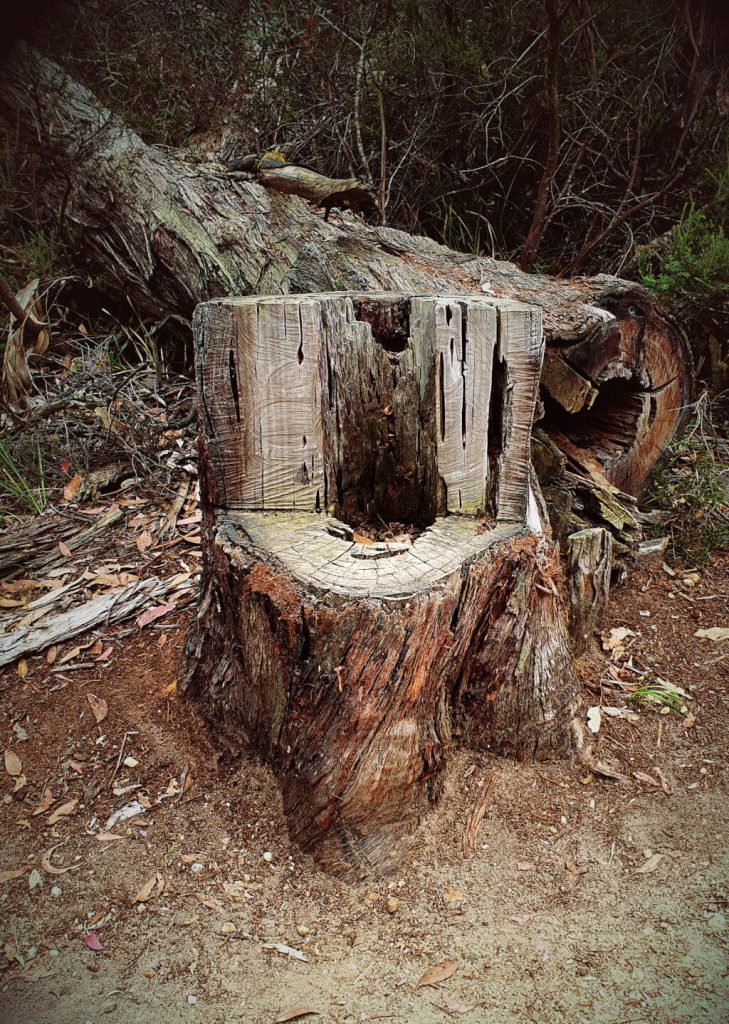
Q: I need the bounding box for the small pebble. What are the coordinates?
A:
[386,896,400,914]
[262,852,273,863]
[187,994,198,1005]
[49,949,59,958]
[220,922,236,935]
[123,756,139,768]
[190,863,204,875]
[51,886,62,898]
[707,912,726,933]
[296,925,311,937]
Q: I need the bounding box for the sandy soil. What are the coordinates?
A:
[1,547,727,1024]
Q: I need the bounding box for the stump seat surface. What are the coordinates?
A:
[227,510,523,600]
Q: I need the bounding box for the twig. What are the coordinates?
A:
[463,774,497,857]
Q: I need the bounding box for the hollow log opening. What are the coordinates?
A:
[538,291,693,497]
[542,376,648,466]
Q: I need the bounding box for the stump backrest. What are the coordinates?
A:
[194,292,544,525]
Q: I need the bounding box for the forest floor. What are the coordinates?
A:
[0,482,727,1024]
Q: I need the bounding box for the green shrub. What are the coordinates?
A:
[638,172,729,323]
[645,395,729,563]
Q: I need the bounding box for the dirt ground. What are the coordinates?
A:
[1,536,728,1024]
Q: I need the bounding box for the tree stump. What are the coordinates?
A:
[182,292,581,877]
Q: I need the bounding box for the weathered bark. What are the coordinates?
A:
[0,44,694,525]
[182,292,579,877]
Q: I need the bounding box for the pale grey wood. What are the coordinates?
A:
[232,511,523,601]
[198,292,543,526]
[0,576,195,668]
[496,303,545,523]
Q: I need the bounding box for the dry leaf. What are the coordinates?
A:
[415,959,459,990]
[274,1010,320,1023]
[63,473,82,502]
[16,658,28,679]
[46,646,58,664]
[442,887,466,906]
[516,861,534,872]
[508,912,535,925]
[133,870,164,904]
[46,798,78,824]
[563,855,588,875]
[57,646,82,666]
[4,750,22,778]
[602,706,640,723]
[136,603,175,628]
[0,867,29,883]
[195,894,224,913]
[32,787,54,815]
[586,706,601,734]
[58,541,72,558]
[434,992,471,1015]
[635,853,665,874]
[353,532,374,545]
[586,758,629,783]
[13,775,27,793]
[263,943,309,962]
[96,646,114,662]
[95,831,126,842]
[41,845,80,875]
[655,768,673,796]
[683,710,697,729]
[136,530,154,553]
[86,693,108,725]
[633,771,660,787]
[82,932,104,951]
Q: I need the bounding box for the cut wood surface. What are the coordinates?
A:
[0,44,694,518]
[183,292,580,877]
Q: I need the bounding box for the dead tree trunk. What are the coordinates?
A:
[183,292,579,877]
[0,44,695,545]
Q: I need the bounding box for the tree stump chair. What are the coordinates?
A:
[182,292,580,878]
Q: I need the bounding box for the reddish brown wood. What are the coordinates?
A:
[182,519,578,878]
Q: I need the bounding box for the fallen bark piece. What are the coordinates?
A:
[0,575,193,667]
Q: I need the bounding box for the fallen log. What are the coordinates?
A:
[0,44,694,545]
[182,291,580,877]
